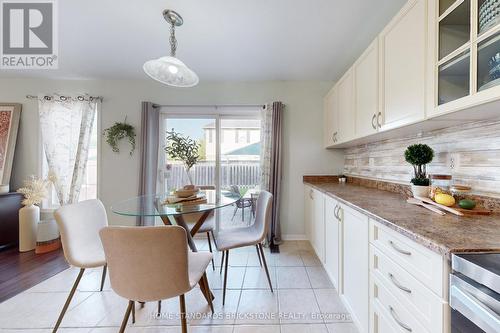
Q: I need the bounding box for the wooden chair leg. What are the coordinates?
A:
[131,301,135,324]
[179,294,187,333]
[100,264,107,292]
[201,273,214,313]
[207,232,215,271]
[119,300,133,333]
[223,250,229,306]
[256,244,262,267]
[139,302,145,309]
[258,243,274,292]
[220,251,225,275]
[52,268,85,333]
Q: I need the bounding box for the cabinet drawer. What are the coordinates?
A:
[370,245,445,332]
[369,220,445,297]
[371,274,430,333]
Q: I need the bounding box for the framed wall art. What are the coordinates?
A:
[0,104,22,188]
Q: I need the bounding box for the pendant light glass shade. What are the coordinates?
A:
[143,56,199,87]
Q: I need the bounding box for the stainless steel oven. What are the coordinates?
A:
[450,253,500,333]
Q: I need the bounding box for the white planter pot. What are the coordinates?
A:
[411,185,430,198]
[19,204,39,252]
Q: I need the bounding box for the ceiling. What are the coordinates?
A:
[0,0,406,82]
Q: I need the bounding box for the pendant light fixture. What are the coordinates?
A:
[143,9,199,87]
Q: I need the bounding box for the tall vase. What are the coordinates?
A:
[19,204,39,252]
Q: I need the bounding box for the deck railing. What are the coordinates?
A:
[166,161,261,190]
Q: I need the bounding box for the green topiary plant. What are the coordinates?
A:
[404,144,434,186]
[103,120,136,155]
[164,129,200,185]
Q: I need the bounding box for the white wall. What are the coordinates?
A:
[0,78,344,237]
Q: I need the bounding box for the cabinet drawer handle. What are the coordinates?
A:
[337,207,342,221]
[334,205,339,219]
[309,189,313,200]
[388,273,412,294]
[371,114,377,129]
[389,240,412,256]
[389,306,412,332]
[377,112,382,128]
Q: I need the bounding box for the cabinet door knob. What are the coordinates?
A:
[371,114,377,129]
[377,112,382,128]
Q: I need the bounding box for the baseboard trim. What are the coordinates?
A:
[281,234,307,241]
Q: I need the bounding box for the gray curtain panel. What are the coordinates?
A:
[137,102,160,226]
[261,101,284,245]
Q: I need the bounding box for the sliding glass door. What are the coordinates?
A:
[159,107,262,229]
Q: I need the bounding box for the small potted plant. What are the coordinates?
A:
[404,144,434,197]
[164,129,200,186]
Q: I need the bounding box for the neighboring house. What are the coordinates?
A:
[203,119,261,160]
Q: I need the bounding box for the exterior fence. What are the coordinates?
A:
[166,161,261,190]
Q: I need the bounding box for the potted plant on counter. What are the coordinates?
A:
[404,144,434,197]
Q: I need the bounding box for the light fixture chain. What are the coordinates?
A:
[169,22,177,57]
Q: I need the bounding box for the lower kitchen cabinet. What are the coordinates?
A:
[303,185,450,333]
[304,186,325,263]
[324,196,342,290]
[342,205,369,332]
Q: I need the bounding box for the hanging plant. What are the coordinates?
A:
[103,119,136,155]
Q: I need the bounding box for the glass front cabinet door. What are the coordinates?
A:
[436,0,500,110]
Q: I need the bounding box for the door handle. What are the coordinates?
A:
[388,273,412,293]
[334,205,339,219]
[377,112,382,128]
[371,114,377,129]
[389,240,412,256]
[389,306,412,332]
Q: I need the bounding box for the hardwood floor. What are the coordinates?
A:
[0,247,68,302]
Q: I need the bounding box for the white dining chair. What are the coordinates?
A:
[52,199,108,332]
[215,190,273,305]
[99,225,214,333]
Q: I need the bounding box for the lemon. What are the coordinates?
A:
[435,193,455,207]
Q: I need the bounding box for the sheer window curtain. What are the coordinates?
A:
[260,101,284,246]
[38,94,99,205]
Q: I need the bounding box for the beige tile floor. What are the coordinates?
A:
[0,240,359,333]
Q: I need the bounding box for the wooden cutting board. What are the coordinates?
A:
[454,206,493,215]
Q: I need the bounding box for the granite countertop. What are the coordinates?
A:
[304,181,500,258]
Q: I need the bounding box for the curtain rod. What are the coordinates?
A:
[154,104,266,109]
[26,94,103,102]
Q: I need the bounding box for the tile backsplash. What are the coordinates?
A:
[344,118,500,197]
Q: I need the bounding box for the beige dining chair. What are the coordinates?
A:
[215,190,273,305]
[99,225,214,333]
[52,199,108,333]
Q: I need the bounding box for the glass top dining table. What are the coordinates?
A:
[111,190,240,217]
[111,190,240,254]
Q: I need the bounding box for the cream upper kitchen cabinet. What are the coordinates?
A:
[337,69,356,143]
[324,196,342,290]
[379,0,427,131]
[341,204,369,332]
[323,86,339,147]
[354,39,381,137]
